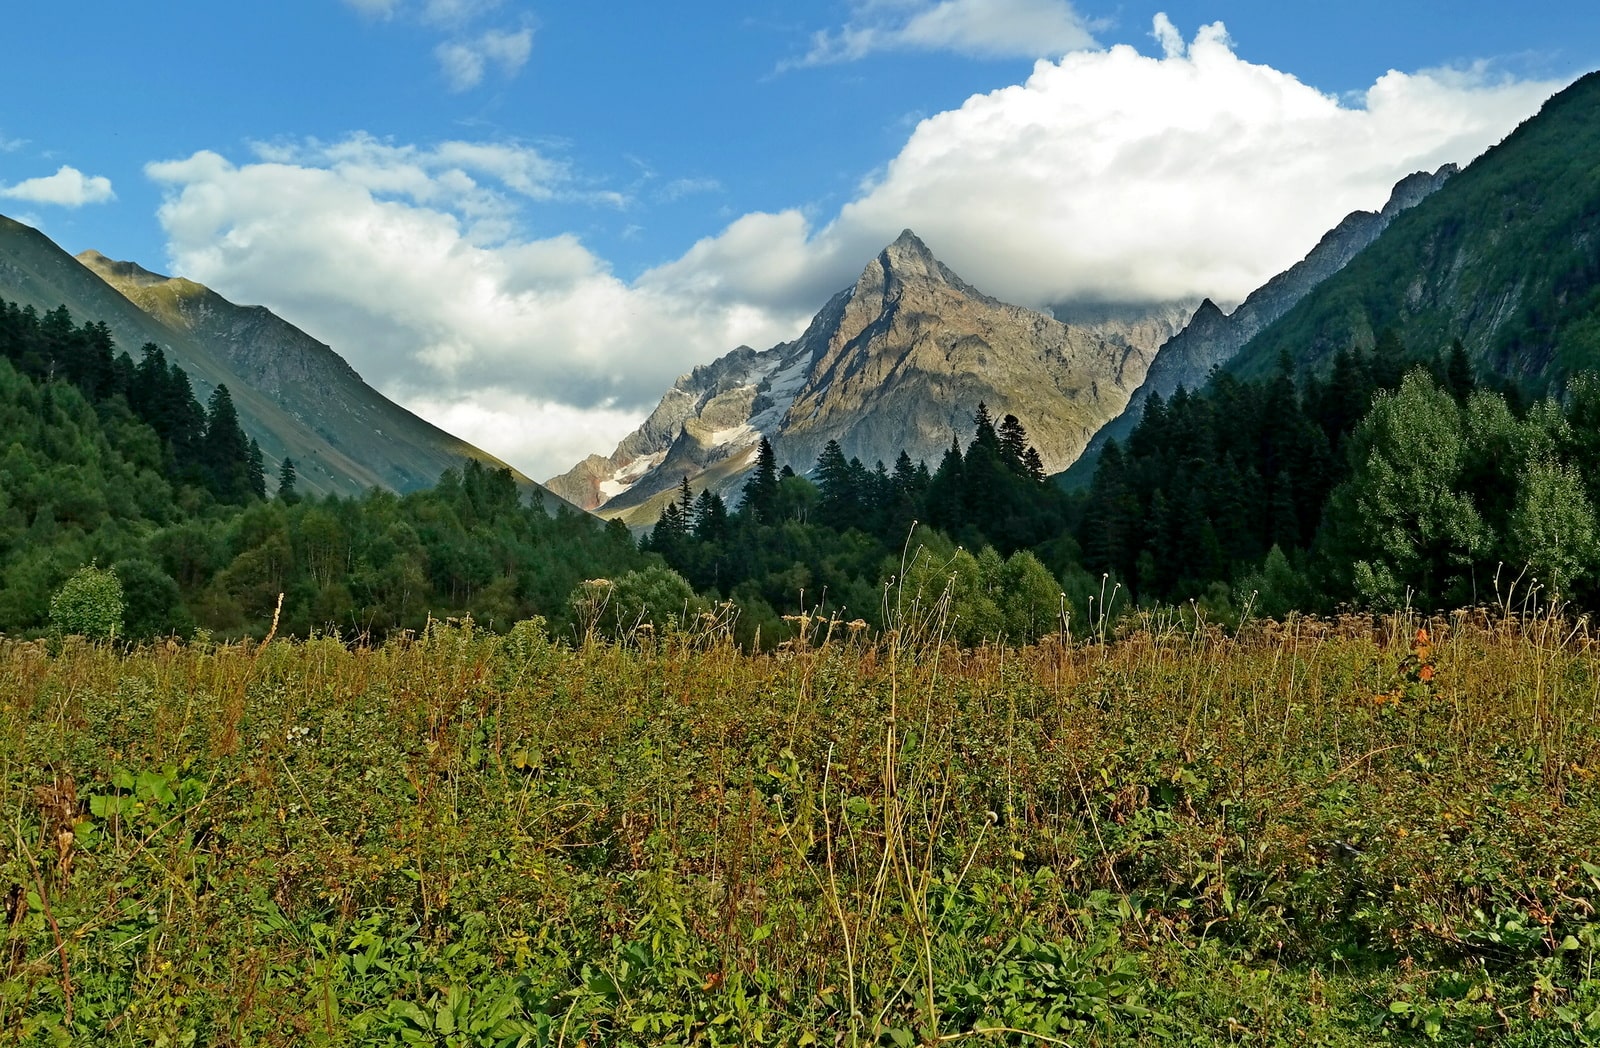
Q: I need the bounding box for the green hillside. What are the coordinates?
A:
[1229,71,1600,384]
[0,335,648,639]
[0,215,565,505]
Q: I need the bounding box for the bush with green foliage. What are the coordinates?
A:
[47,561,123,639]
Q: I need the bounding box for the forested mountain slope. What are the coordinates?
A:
[0,214,560,503]
[1229,71,1600,384]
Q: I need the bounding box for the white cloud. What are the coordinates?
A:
[794,0,1097,66]
[1150,12,1184,59]
[343,0,532,90]
[0,132,25,153]
[693,17,1564,316]
[0,165,116,207]
[144,18,1566,479]
[402,391,647,481]
[436,26,533,90]
[145,141,808,480]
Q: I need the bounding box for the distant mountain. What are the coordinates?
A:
[548,230,1191,525]
[1062,164,1455,484]
[1227,71,1600,384]
[0,214,564,504]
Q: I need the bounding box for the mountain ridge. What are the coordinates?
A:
[0,213,568,506]
[1225,70,1600,384]
[1062,163,1457,484]
[548,230,1192,523]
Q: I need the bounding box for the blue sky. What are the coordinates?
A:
[1,2,1596,477]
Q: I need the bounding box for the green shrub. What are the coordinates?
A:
[48,561,124,640]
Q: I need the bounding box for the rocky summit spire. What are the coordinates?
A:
[878,229,941,281]
[847,228,992,320]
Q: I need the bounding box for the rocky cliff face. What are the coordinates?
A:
[547,231,1191,522]
[1067,165,1457,475]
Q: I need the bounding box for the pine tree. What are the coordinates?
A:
[203,384,253,503]
[247,438,266,499]
[925,436,965,532]
[692,488,728,542]
[972,402,999,452]
[277,457,300,503]
[677,475,695,530]
[815,440,854,528]
[741,437,780,523]
[998,414,1029,472]
[1022,446,1046,482]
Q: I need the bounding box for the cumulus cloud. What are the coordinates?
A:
[436,26,533,90]
[145,17,1566,479]
[145,141,809,479]
[0,165,116,207]
[680,17,1564,316]
[793,0,1097,66]
[402,391,650,478]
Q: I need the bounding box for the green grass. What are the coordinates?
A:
[2,610,1599,1045]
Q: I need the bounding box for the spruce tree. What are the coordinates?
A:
[972,402,999,452]
[277,457,300,503]
[741,437,780,523]
[677,475,695,530]
[815,440,854,528]
[247,438,266,499]
[1022,446,1046,482]
[692,488,728,542]
[998,414,1029,472]
[203,384,253,503]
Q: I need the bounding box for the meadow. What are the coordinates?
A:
[2,606,1598,1046]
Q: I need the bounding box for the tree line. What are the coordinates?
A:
[0,299,656,640]
[0,299,263,504]
[10,291,1600,645]
[640,405,1087,645]
[1081,338,1600,615]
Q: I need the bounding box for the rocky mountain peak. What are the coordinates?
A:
[844,228,992,336]
[880,228,939,276]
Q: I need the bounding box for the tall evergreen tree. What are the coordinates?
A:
[741,437,780,523]
[203,384,253,503]
[677,475,695,530]
[277,457,300,503]
[972,402,999,453]
[998,413,1029,472]
[692,488,728,542]
[815,440,855,529]
[247,438,266,499]
[924,436,965,533]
